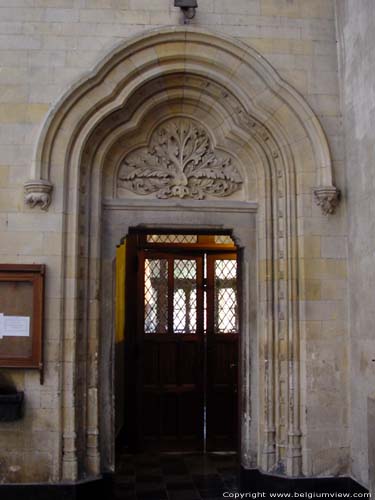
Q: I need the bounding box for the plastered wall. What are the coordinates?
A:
[336,0,375,489]
[0,0,349,483]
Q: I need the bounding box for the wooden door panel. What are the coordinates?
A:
[207,392,237,451]
[159,341,177,385]
[209,339,238,384]
[206,253,239,451]
[143,343,159,386]
[179,391,202,435]
[140,253,204,451]
[135,248,239,453]
[142,392,160,437]
[179,340,200,384]
[161,393,178,436]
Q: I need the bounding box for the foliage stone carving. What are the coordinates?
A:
[117,118,243,199]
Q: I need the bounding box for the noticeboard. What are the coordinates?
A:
[0,265,44,377]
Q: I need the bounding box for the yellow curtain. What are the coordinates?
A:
[115,240,126,343]
[115,239,126,437]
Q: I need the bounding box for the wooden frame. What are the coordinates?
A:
[206,252,239,451]
[136,231,236,252]
[0,264,45,379]
[124,230,240,452]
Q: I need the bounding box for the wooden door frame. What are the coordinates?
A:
[122,229,241,453]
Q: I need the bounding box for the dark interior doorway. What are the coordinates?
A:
[118,231,240,454]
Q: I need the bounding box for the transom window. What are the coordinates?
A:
[142,234,238,336]
[142,233,235,249]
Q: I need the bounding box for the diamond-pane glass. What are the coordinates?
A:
[147,234,197,244]
[173,259,197,333]
[214,235,234,245]
[144,259,168,333]
[215,259,238,333]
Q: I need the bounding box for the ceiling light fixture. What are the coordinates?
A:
[174,0,198,22]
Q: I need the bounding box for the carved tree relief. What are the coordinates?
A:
[117,118,243,199]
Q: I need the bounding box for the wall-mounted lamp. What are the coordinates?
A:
[174,0,198,22]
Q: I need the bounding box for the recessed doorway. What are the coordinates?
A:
[117,231,240,454]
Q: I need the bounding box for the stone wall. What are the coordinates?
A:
[336,0,375,489]
[368,397,375,496]
[0,0,348,484]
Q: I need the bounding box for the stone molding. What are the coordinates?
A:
[313,185,340,215]
[25,27,340,481]
[29,26,335,199]
[24,179,53,211]
[103,199,257,213]
[117,118,242,199]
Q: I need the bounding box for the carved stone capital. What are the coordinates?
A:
[24,179,53,211]
[313,185,340,215]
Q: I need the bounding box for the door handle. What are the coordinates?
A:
[230,363,237,369]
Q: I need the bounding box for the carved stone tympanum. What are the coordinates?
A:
[117,118,243,199]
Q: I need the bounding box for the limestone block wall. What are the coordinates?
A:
[0,0,348,483]
[336,0,375,489]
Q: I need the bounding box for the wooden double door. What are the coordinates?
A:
[131,248,239,452]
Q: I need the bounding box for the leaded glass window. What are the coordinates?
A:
[214,259,238,333]
[144,258,168,333]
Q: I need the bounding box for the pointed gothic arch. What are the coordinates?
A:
[23,27,340,481]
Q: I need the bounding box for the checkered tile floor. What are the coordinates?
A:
[114,451,240,500]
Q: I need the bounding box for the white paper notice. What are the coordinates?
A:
[0,313,4,339]
[3,316,30,337]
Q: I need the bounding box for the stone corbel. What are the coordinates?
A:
[24,179,53,211]
[313,185,340,215]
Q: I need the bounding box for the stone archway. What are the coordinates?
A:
[24,27,339,482]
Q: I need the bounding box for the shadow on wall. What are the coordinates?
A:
[0,373,24,422]
[0,373,17,393]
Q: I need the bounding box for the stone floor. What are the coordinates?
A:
[114,450,240,499]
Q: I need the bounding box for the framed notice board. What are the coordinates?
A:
[0,265,44,378]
